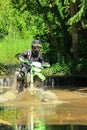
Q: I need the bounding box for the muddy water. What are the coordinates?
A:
[0,76,87,129]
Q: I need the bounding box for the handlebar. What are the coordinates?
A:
[17,56,50,68]
[23,60,50,68]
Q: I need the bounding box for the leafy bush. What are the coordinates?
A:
[42,62,70,76]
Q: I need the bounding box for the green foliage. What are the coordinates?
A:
[42,62,70,76]
[55,0,65,19]
[76,58,87,75]
[68,2,85,25]
[41,42,49,55]
[72,0,77,2]
[67,0,86,25]
[0,64,8,75]
[0,0,38,40]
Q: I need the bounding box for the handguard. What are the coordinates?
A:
[18,57,30,65]
[24,60,30,65]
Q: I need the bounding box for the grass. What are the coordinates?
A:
[0,36,33,65]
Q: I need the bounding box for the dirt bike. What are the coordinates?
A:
[15,57,50,93]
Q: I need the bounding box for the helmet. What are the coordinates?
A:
[32,40,42,48]
[32,40,42,57]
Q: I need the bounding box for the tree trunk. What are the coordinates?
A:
[70,1,78,59]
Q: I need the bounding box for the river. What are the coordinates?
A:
[0,75,87,130]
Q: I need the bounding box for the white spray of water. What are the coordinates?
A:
[0,75,17,103]
[28,87,58,102]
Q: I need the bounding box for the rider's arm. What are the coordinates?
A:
[17,50,31,64]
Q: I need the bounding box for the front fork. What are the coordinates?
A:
[26,69,46,91]
[30,69,34,88]
[26,70,34,89]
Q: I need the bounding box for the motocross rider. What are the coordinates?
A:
[16,40,43,81]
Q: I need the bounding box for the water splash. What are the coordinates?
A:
[28,87,58,102]
[0,90,16,103]
[0,75,17,103]
[0,75,60,104]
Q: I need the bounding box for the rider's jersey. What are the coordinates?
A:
[19,50,43,63]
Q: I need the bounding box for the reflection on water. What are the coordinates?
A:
[0,106,87,130]
[0,124,13,130]
[0,123,87,130]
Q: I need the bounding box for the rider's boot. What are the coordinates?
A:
[15,71,24,93]
[15,71,24,80]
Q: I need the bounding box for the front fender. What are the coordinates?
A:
[34,72,45,81]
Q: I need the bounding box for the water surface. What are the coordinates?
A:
[0,76,87,129]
